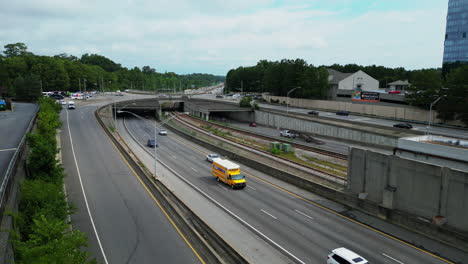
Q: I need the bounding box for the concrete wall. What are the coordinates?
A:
[348,148,468,232]
[256,110,399,148]
[263,95,446,124]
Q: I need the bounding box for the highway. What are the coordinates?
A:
[0,103,37,192]
[121,114,468,264]
[59,97,201,263]
[259,104,468,140]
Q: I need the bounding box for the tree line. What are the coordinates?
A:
[0,43,225,100]
[226,59,468,126]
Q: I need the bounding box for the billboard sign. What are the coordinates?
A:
[352,90,380,102]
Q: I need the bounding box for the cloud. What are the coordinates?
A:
[0,0,448,75]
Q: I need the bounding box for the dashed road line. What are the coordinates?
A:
[0,148,16,152]
[191,167,198,172]
[295,209,314,220]
[217,184,228,191]
[383,253,405,264]
[247,185,256,190]
[261,209,277,220]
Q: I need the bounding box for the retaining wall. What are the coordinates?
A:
[348,148,468,233]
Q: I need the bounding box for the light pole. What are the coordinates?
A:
[117,110,187,178]
[427,96,445,134]
[286,86,301,116]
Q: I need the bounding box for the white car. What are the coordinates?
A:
[327,248,368,264]
[206,153,220,163]
[158,129,167,135]
[280,130,298,138]
[60,100,66,105]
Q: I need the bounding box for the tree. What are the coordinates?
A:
[439,65,468,125]
[3,43,30,57]
[405,69,442,107]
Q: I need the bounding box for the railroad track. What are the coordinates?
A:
[179,114,348,160]
[169,113,347,183]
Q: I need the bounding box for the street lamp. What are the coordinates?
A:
[117,110,187,178]
[286,86,301,116]
[427,96,445,134]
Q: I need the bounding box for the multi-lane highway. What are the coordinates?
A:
[121,114,468,263]
[60,96,201,263]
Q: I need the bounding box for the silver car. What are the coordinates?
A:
[206,153,220,163]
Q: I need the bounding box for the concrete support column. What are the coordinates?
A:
[439,167,450,217]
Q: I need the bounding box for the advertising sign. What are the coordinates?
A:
[352,90,380,102]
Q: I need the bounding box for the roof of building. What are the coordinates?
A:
[327,69,353,85]
[388,80,410,86]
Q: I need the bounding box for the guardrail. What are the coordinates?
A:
[0,106,38,221]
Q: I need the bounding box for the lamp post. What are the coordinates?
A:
[117,110,187,178]
[427,96,444,135]
[286,86,301,116]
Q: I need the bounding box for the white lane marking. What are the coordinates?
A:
[217,184,228,191]
[247,185,256,190]
[261,209,277,220]
[382,253,405,264]
[295,209,314,220]
[0,148,16,152]
[172,155,177,159]
[125,118,306,264]
[66,109,109,264]
[191,167,198,172]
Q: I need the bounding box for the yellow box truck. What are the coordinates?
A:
[212,159,246,189]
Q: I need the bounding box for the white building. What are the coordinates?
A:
[388,80,410,92]
[327,69,379,99]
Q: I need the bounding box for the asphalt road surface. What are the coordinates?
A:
[0,103,37,187]
[123,115,468,264]
[60,102,200,264]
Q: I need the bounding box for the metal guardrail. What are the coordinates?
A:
[0,105,39,218]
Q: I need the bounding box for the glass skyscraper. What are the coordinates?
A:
[443,0,468,63]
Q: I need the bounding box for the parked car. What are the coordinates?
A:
[60,100,66,105]
[206,153,220,163]
[388,90,401,94]
[249,122,257,127]
[336,111,350,116]
[216,95,223,98]
[158,129,168,135]
[147,139,157,148]
[308,110,319,116]
[115,93,124,96]
[327,248,368,264]
[393,123,413,129]
[280,130,298,138]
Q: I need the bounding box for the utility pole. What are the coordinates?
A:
[79,78,81,93]
[241,80,243,95]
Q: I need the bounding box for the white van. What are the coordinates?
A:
[67,101,76,110]
[327,248,368,264]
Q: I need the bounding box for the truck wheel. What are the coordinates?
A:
[231,184,235,189]
[216,177,220,182]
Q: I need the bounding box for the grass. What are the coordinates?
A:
[304,156,348,172]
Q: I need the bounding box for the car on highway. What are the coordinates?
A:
[336,110,350,116]
[59,100,66,105]
[158,129,168,135]
[216,95,223,98]
[393,123,413,129]
[67,101,75,110]
[327,247,368,264]
[147,139,158,147]
[280,130,298,138]
[308,110,319,116]
[206,153,220,163]
[115,93,124,96]
[249,122,257,127]
[388,90,401,94]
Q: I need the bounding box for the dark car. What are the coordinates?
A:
[216,95,223,98]
[147,139,158,147]
[336,111,350,116]
[50,94,64,100]
[308,111,319,116]
[393,123,413,129]
[249,122,257,127]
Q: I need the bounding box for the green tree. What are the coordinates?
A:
[405,69,442,107]
[439,66,468,125]
[3,43,30,57]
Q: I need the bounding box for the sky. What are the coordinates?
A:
[0,0,448,76]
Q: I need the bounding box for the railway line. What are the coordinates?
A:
[169,113,347,183]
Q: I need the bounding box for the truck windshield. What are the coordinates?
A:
[231,174,245,180]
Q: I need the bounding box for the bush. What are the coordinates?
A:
[239,96,253,108]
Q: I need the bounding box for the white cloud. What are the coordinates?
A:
[0,0,448,75]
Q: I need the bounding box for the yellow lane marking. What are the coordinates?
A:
[0,148,16,152]
[105,131,205,264]
[168,126,454,264]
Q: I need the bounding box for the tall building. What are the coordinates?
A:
[443,0,468,64]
